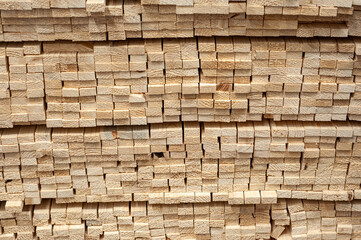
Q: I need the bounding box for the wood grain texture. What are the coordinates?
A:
[2,1,361,239]
[0,199,360,239]
[0,0,360,41]
[1,38,361,128]
[0,121,360,204]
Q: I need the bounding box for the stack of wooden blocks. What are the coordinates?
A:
[2,0,361,239]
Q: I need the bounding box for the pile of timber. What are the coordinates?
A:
[1,199,361,239]
[1,38,361,128]
[2,1,361,240]
[0,0,360,41]
[1,121,361,204]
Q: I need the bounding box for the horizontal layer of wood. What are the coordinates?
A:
[1,0,359,12]
[0,0,123,13]
[1,199,361,240]
[1,200,276,240]
[0,0,361,41]
[1,121,361,204]
[1,38,361,127]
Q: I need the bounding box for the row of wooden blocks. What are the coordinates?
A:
[1,161,361,204]
[2,185,361,205]
[1,200,275,240]
[1,38,361,127]
[1,0,359,14]
[279,198,361,240]
[0,0,124,13]
[0,1,361,41]
[0,17,353,42]
[142,0,359,9]
[0,121,361,204]
[1,199,361,240]
[2,121,361,156]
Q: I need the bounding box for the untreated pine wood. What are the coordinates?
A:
[1,37,361,128]
[0,0,360,42]
[0,121,361,204]
[0,199,361,239]
[0,42,46,128]
[1,2,360,239]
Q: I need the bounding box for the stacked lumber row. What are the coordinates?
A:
[0,0,140,42]
[1,121,361,204]
[1,199,361,240]
[2,38,361,128]
[0,200,275,240]
[1,0,361,41]
[0,0,124,13]
[0,0,358,12]
[275,199,361,239]
[140,0,357,38]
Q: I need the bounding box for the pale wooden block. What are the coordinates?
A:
[195,192,211,203]
[68,0,85,8]
[244,191,261,204]
[246,5,264,15]
[228,192,244,204]
[261,191,277,204]
[149,193,164,204]
[31,0,50,8]
[323,190,353,201]
[277,190,292,199]
[57,189,74,198]
[212,192,228,202]
[134,193,149,202]
[336,0,352,7]
[354,190,361,199]
[5,200,23,213]
[306,191,323,200]
[86,0,105,12]
[271,225,286,239]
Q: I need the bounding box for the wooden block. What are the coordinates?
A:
[86,0,105,12]
[244,191,261,204]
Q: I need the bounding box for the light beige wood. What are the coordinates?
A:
[1,38,361,127]
[0,199,360,239]
[0,121,360,203]
[0,1,359,41]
